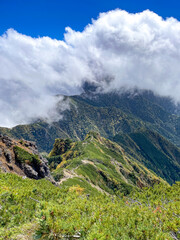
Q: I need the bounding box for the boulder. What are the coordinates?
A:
[2,135,13,147]
[23,164,38,179]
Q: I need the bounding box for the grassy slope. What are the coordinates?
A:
[49,132,164,195]
[113,129,180,184]
[0,172,179,240]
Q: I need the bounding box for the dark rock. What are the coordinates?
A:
[4,149,12,163]
[23,164,38,179]
[2,136,13,147]
[31,149,39,155]
[0,148,3,157]
[0,135,55,183]
[41,156,49,165]
[86,194,90,199]
[24,140,37,149]
[39,166,46,177]
[7,164,13,170]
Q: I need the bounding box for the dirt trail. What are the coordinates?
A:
[59,160,109,195]
[58,169,78,184]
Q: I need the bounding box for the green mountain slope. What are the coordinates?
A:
[1,90,180,153]
[0,96,145,152]
[113,129,180,184]
[48,132,164,195]
[75,91,180,146]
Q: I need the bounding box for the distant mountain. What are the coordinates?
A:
[1,89,180,153]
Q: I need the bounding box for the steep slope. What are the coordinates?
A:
[75,91,180,146]
[113,129,180,184]
[48,132,164,195]
[0,134,54,182]
[1,90,180,152]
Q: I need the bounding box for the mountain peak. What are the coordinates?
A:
[82,81,99,94]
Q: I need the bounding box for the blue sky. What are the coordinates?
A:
[0,0,180,39]
[1,0,180,127]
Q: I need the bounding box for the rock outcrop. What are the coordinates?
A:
[0,134,55,183]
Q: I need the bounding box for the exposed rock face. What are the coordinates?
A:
[0,135,55,183]
[0,147,3,157]
[4,149,12,162]
[23,164,39,179]
[1,135,13,147]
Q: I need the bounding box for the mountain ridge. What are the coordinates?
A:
[1,90,180,153]
[48,131,166,195]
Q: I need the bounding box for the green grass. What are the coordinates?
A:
[0,172,179,240]
[13,146,41,166]
[50,132,163,196]
[60,177,100,196]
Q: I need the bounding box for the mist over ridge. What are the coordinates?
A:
[1,9,180,127]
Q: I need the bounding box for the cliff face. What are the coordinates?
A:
[0,134,54,182]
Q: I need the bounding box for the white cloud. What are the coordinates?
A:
[1,9,180,127]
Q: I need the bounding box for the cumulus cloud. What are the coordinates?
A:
[1,9,180,127]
